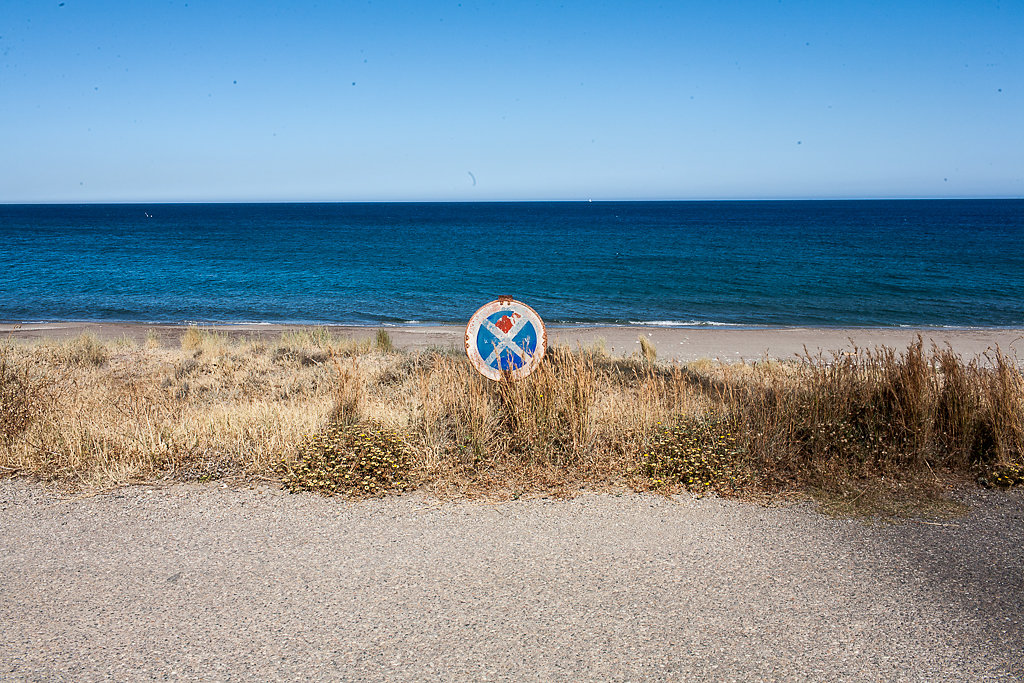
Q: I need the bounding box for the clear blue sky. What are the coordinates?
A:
[2,0,1021,202]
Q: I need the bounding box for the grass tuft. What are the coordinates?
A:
[181,325,229,355]
[0,349,50,446]
[711,338,1024,507]
[375,328,394,352]
[638,335,657,362]
[56,333,108,367]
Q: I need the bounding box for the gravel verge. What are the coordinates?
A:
[1,480,1021,681]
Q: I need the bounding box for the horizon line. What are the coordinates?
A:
[3,195,1022,206]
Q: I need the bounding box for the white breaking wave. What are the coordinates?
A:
[628,320,744,328]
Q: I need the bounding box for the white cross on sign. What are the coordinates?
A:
[465,297,547,381]
[480,312,531,366]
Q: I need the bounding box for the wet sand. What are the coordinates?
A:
[2,321,1022,363]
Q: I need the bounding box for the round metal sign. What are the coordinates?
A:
[465,296,547,381]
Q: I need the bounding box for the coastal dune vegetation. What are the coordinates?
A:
[1,327,1022,514]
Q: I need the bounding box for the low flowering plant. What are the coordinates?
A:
[280,422,412,496]
[643,412,749,494]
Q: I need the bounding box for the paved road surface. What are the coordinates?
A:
[1,481,1021,681]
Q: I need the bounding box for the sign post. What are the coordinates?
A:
[465,296,547,381]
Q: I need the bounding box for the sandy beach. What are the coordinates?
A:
[3,321,1022,363]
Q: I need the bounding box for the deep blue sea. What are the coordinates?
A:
[1,200,1022,328]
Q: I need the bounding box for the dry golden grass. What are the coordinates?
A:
[1,330,1022,514]
[638,335,657,362]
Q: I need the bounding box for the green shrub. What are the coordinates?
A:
[281,422,411,495]
[643,412,747,494]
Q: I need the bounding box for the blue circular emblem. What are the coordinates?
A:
[475,311,539,372]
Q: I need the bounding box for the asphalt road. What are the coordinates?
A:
[1,480,1022,681]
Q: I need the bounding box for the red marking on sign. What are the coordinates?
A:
[495,313,520,334]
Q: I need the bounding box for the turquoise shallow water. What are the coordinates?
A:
[1,200,1022,327]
